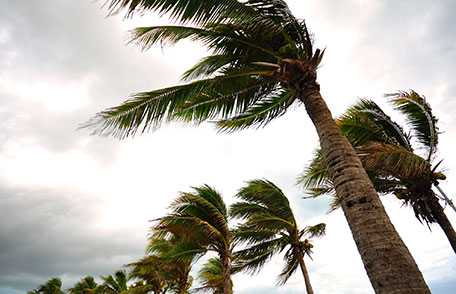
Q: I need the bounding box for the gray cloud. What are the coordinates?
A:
[0,183,144,292]
[1,0,456,293]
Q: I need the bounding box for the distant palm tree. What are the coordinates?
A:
[99,270,130,294]
[68,276,100,294]
[153,185,233,294]
[28,278,64,294]
[128,236,193,294]
[230,179,325,294]
[194,258,224,294]
[299,91,456,252]
[89,1,430,291]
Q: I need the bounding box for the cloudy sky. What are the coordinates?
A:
[1,0,455,293]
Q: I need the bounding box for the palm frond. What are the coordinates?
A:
[233,236,288,274]
[357,142,431,180]
[235,179,294,222]
[85,70,276,138]
[216,89,296,131]
[338,99,412,150]
[388,90,439,159]
[303,223,326,238]
[277,247,299,285]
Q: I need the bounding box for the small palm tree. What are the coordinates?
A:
[99,270,130,294]
[230,179,325,294]
[68,276,100,294]
[128,236,193,294]
[299,91,456,252]
[28,278,64,294]
[153,185,233,294]
[88,1,430,291]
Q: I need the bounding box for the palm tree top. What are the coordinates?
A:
[86,0,324,138]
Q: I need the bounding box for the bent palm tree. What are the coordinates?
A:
[28,278,64,294]
[153,185,233,294]
[89,1,429,292]
[230,179,325,294]
[68,276,100,294]
[128,236,193,294]
[100,270,130,294]
[299,92,456,253]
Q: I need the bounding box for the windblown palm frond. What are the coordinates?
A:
[387,90,439,159]
[231,179,325,287]
[338,99,412,150]
[87,0,322,138]
[194,258,224,293]
[100,270,130,294]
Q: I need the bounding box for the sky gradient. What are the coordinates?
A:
[1,1,455,293]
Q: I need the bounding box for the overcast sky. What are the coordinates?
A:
[1,1,455,293]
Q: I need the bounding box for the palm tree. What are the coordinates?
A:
[153,185,233,294]
[68,276,100,294]
[99,270,130,294]
[194,258,224,294]
[299,91,456,253]
[28,278,64,294]
[88,1,430,291]
[230,179,325,294]
[128,236,193,294]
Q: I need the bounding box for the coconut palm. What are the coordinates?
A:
[153,185,233,294]
[28,278,64,294]
[128,236,193,294]
[299,91,456,252]
[88,1,430,291]
[230,179,325,294]
[68,276,100,294]
[99,270,130,294]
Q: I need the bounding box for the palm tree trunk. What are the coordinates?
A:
[295,248,314,294]
[300,90,430,293]
[428,194,456,253]
[222,254,233,294]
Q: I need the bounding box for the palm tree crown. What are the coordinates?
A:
[299,91,456,252]
[87,0,323,138]
[153,185,234,294]
[230,179,325,293]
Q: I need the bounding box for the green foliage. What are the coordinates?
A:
[231,179,325,285]
[194,258,224,293]
[99,270,130,294]
[28,278,64,294]
[388,90,439,159]
[87,0,323,138]
[68,276,99,294]
[298,93,445,225]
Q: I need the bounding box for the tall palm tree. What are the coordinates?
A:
[230,179,325,294]
[153,185,233,294]
[28,278,64,294]
[128,236,193,294]
[299,91,456,253]
[88,1,429,291]
[68,276,100,294]
[99,270,130,294]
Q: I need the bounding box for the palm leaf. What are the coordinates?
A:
[388,91,439,159]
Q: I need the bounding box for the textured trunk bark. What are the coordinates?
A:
[295,248,314,294]
[428,195,456,253]
[222,253,233,294]
[300,91,430,293]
